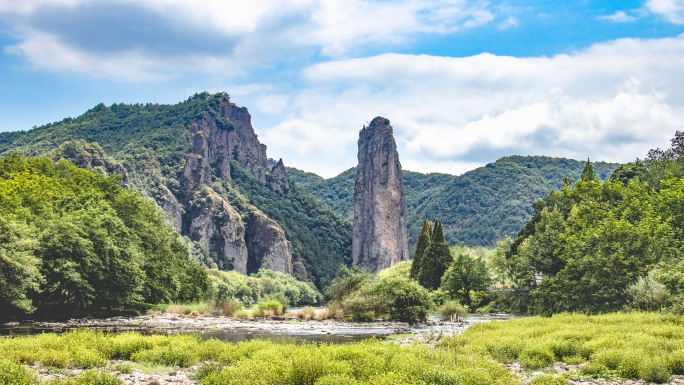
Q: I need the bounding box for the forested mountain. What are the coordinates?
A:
[288,156,618,250]
[0,93,351,288]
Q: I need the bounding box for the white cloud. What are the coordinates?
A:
[597,10,637,22]
[1,0,498,78]
[647,0,684,24]
[257,35,684,177]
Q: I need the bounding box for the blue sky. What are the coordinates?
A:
[2,0,684,177]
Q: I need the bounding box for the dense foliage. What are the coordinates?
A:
[325,265,433,323]
[288,156,618,250]
[207,268,321,307]
[415,220,453,290]
[0,155,208,318]
[0,329,519,385]
[500,133,684,315]
[446,312,684,383]
[442,254,492,306]
[0,93,352,289]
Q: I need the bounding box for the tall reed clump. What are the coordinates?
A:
[443,312,684,383]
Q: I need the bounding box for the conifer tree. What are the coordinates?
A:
[581,158,597,182]
[410,220,433,280]
[417,220,453,290]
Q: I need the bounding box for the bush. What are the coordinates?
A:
[340,289,379,322]
[438,300,468,322]
[519,346,554,369]
[627,273,669,311]
[0,359,37,385]
[371,275,433,323]
[324,265,373,303]
[640,358,671,384]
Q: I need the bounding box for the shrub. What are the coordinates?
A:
[324,265,373,303]
[627,273,669,311]
[371,275,433,323]
[668,349,684,375]
[254,299,285,317]
[640,358,672,384]
[438,300,468,322]
[0,359,37,385]
[519,346,554,370]
[340,289,378,322]
[213,298,243,316]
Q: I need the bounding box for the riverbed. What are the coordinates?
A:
[1,313,516,343]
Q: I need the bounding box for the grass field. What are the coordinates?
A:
[443,312,684,383]
[2,312,683,384]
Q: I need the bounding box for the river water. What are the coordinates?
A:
[0,314,517,344]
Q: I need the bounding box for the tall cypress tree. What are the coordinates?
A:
[417,219,453,290]
[410,220,433,280]
[581,158,597,182]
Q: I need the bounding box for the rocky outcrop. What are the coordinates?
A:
[158,184,183,233]
[176,99,294,276]
[188,187,249,273]
[187,105,268,184]
[352,117,409,273]
[49,139,130,186]
[268,158,290,194]
[245,210,293,274]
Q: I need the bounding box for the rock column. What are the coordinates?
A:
[352,117,409,272]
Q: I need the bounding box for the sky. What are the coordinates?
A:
[1,1,684,177]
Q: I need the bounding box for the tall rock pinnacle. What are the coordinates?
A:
[352,117,409,272]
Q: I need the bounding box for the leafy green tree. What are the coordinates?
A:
[323,265,373,303]
[0,217,42,313]
[417,220,452,290]
[442,254,492,306]
[0,155,209,316]
[409,220,432,280]
[372,275,433,323]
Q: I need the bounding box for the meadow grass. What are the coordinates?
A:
[441,312,684,383]
[0,329,520,385]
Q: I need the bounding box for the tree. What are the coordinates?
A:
[442,254,492,306]
[417,220,452,290]
[409,220,432,280]
[581,158,598,182]
[372,275,433,323]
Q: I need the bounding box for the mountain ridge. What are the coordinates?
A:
[288,155,620,251]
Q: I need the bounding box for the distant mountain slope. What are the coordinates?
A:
[288,156,619,250]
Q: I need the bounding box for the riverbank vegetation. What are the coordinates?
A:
[0,329,517,385]
[3,312,684,384]
[442,312,684,384]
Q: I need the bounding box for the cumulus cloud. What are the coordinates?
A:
[257,35,684,176]
[647,0,684,24]
[1,0,497,79]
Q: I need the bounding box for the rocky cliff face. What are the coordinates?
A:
[154,98,296,276]
[352,117,408,273]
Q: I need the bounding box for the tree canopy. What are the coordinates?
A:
[0,155,208,318]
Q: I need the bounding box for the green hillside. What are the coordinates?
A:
[0,94,352,288]
[288,156,619,250]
